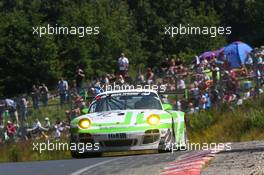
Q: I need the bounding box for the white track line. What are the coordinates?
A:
[70,157,124,175]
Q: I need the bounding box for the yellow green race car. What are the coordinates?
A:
[70,89,187,158]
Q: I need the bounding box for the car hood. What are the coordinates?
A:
[73,109,169,126]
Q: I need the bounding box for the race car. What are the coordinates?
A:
[70,89,187,158]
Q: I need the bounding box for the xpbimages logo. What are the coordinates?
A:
[32,141,100,153]
[164,24,232,38]
[165,141,232,153]
[32,24,100,37]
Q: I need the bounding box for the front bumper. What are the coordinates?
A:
[70,128,171,153]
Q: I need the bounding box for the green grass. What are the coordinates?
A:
[186,95,264,143]
[0,139,72,163]
[27,99,70,125]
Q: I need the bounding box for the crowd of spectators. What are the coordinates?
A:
[0,48,263,143]
[89,49,264,115]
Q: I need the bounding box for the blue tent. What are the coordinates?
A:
[224,41,253,68]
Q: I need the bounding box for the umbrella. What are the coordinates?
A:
[199,51,215,60]
[224,41,253,68]
[199,47,224,61]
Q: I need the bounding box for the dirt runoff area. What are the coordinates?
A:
[202,141,264,175]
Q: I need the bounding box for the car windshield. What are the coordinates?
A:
[89,92,162,113]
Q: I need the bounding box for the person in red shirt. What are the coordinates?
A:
[6,121,16,139]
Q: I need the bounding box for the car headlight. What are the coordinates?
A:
[147,114,160,125]
[78,118,91,129]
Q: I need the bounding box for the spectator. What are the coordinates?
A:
[189,83,200,108]
[176,78,186,90]
[5,99,19,125]
[5,121,16,141]
[167,59,176,75]
[176,100,182,111]
[256,53,263,65]
[230,70,239,90]
[209,86,220,105]
[175,57,183,67]
[165,77,176,91]
[199,94,208,110]
[223,91,237,103]
[28,119,42,132]
[136,72,146,85]
[19,96,28,126]
[236,97,243,106]
[211,64,220,84]
[244,87,251,99]
[0,113,2,126]
[57,77,69,107]
[187,102,195,114]
[54,118,64,140]
[75,67,85,94]
[146,68,155,84]
[160,58,169,75]
[101,74,110,85]
[91,85,103,96]
[44,117,51,130]
[0,125,4,143]
[31,85,39,109]
[116,74,125,85]
[204,91,212,109]
[2,109,9,126]
[245,53,253,69]
[0,101,4,126]
[40,83,49,106]
[118,53,129,77]
[27,119,48,138]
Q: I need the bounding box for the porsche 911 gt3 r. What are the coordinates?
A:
[70,89,187,158]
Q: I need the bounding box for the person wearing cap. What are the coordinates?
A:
[44,117,51,130]
[28,119,42,132]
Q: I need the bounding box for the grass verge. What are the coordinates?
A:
[186,95,264,143]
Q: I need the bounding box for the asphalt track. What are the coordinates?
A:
[0,151,188,175]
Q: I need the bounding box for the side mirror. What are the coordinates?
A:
[81,108,89,114]
[162,103,173,111]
